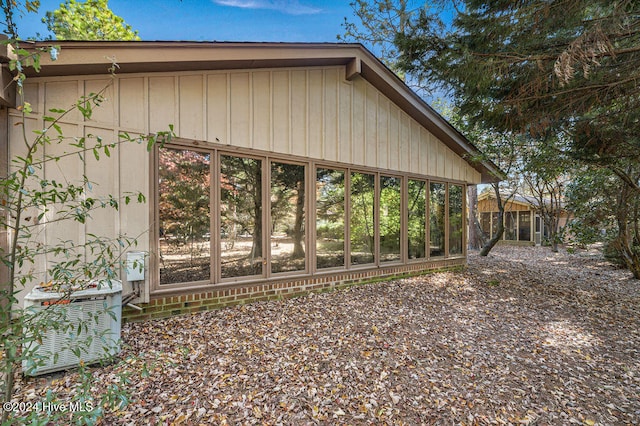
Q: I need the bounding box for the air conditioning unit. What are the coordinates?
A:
[22,280,122,376]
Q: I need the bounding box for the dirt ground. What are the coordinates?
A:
[15,246,640,424]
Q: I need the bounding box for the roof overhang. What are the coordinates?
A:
[16,40,501,183]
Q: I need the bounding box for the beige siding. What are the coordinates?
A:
[338,81,352,162]
[148,76,176,134]
[388,106,400,171]
[351,78,365,165]
[44,122,84,278]
[179,75,204,141]
[22,82,40,113]
[230,72,251,148]
[365,84,378,167]
[207,74,228,144]
[84,126,119,259]
[308,70,323,160]
[119,77,145,130]
[377,98,389,170]
[252,71,271,152]
[323,68,339,162]
[399,113,410,172]
[85,79,115,125]
[290,70,307,157]
[45,81,80,122]
[18,67,481,181]
[8,116,46,295]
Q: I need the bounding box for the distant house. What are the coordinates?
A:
[2,41,500,321]
[477,192,569,246]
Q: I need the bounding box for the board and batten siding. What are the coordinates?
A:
[9,65,481,303]
[478,198,533,213]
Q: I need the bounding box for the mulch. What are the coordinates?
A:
[14,246,640,425]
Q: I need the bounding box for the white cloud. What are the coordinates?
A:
[213,0,322,15]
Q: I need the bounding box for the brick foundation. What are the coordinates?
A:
[122,258,466,322]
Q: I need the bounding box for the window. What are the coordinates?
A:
[220,155,263,278]
[480,212,491,240]
[316,168,345,269]
[504,211,517,241]
[158,147,211,285]
[429,182,446,257]
[407,179,426,259]
[350,172,375,265]
[380,176,401,262]
[154,141,470,290]
[449,184,463,255]
[518,211,531,242]
[270,162,306,273]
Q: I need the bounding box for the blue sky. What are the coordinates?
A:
[15,0,356,42]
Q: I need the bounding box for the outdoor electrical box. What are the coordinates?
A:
[125,251,145,282]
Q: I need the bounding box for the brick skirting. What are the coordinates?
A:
[122,258,466,322]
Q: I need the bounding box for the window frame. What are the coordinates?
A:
[150,138,468,294]
[268,158,310,277]
[379,174,404,265]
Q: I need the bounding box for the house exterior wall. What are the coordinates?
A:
[9,65,479,314]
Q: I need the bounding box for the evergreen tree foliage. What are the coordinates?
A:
[391,0,640,274]
[396,0,640,173]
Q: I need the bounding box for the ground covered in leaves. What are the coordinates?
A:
[16,246,640,424]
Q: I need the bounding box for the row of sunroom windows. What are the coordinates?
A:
[158,145,464,285]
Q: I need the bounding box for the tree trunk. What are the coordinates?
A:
[480,184,506,256]
[467,185,483,250]
[292,179,305,259]
[480,212,504,256]
[615,185,640,279]
[249,167,262,260]
[480,183,511,256]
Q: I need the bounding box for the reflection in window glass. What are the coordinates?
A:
[380,176,401,262]
[159,148,211,284]
[350,172,375,265]
[271,162,306,273]
[220,155,263,278]
[408,179,426,259]
[430,182,446,257]
[449,184,463,255]
[518,211,531,242]
[316,168,345,269]
[505,211,517,240]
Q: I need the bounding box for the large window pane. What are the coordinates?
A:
[220,155,263,278]
[316,168,345,269]
[449,184,463,255]
[408,179,426,259]
[159,147,210,284]
[518,211,531,242]
[350,172,375,265]
[380,176,401,262]
[429,182,446,257]
[271,162,306,273]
